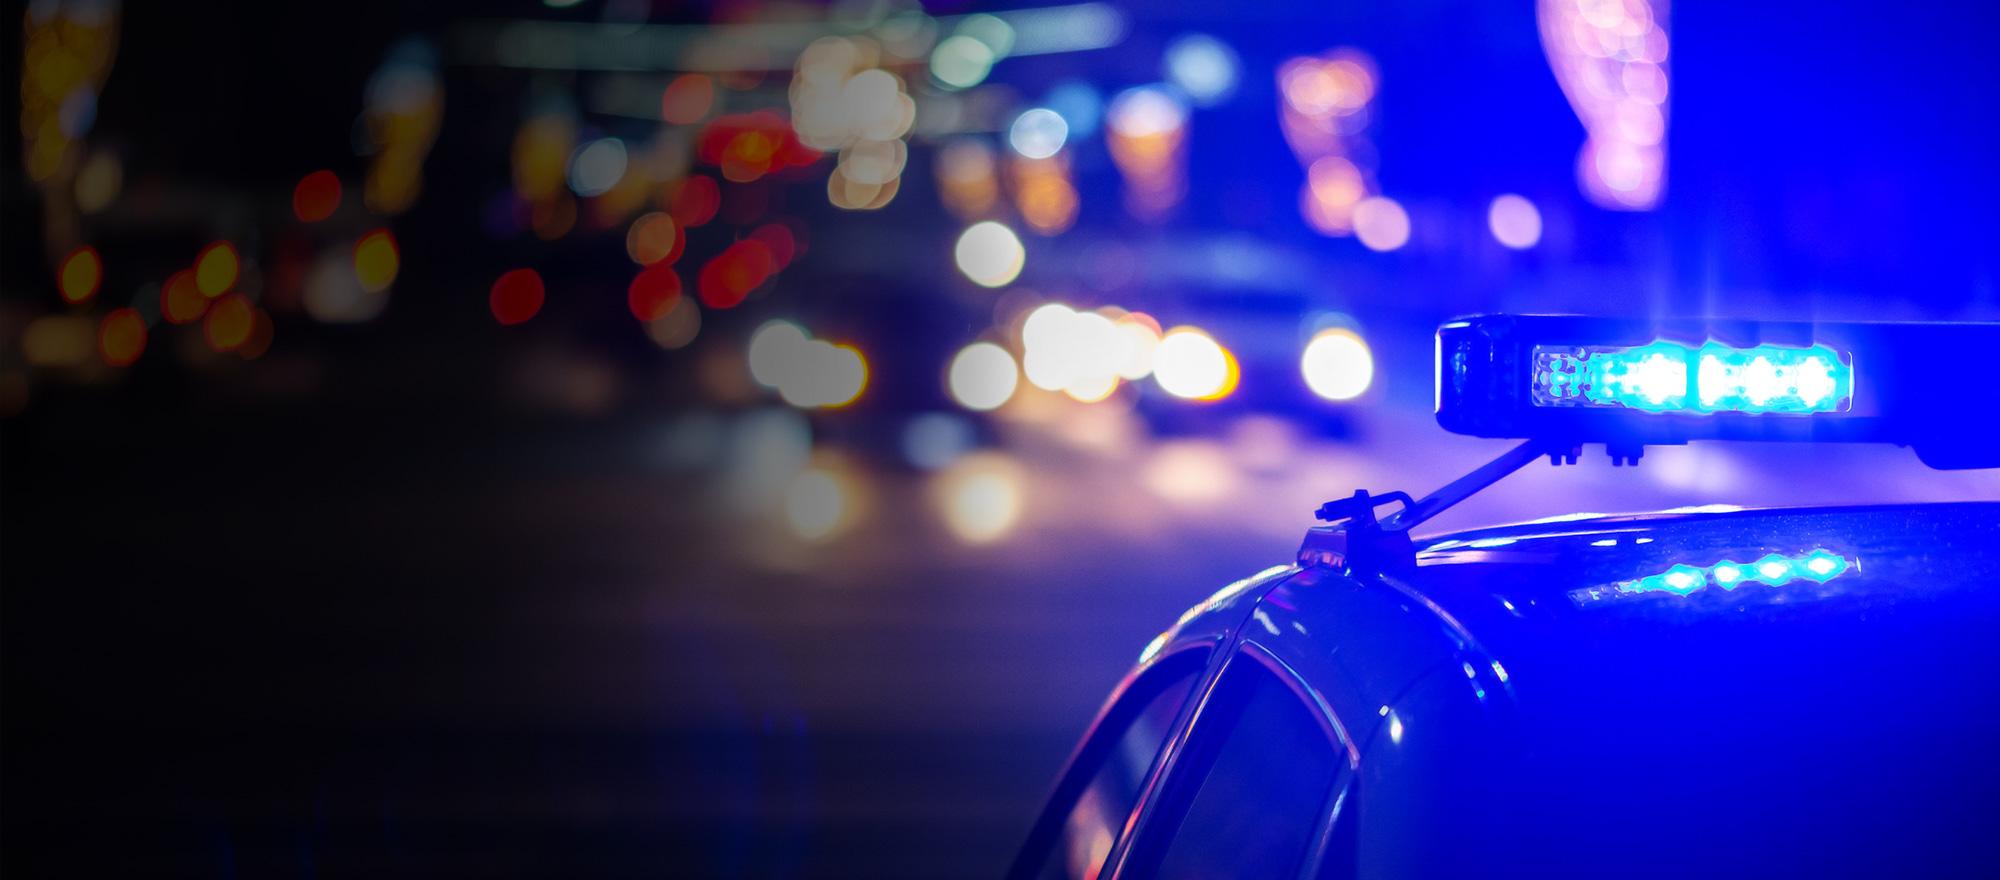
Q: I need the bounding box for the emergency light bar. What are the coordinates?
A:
[1436,315,2000,469]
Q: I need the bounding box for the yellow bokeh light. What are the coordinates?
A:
[58,246,101,304]
[195,241,239,298]
[352,230,400,293]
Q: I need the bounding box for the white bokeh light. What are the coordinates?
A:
[1352,196,1410,251]
[1153,328,1234,400]
[954,221,1026,288]
[1008,108,1070,159]
[948,342,1020,411]
[1301,328,1374,401]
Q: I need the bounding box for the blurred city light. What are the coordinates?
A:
[948,341,1020,412]
[1164,34,1240,106]
[304,251,383,323]
[203,294,254,352]
[293,170,342,223]
[934,453,1025,544]
[1352,196,1410,251]
[901,412,976,470]
[1153,327,1237,401]
[568,137,629,197]
[97,307,146,367]
[1280,48,1381,237]
[660,73,714,124]
[1043,80,1103,138]
[1300,328,1375,401]
[489,268,546,325]
[1488,194,1543,249]
[627,263,682,321]
[1106,86,1189,220]
[58,246,101,304]
[1539,0,1670,209]
[1008,108,1069,160]
[749,321,868,409]
[625,212,684,265]
[74,148,121,213]
[161,270,207,325]
[353,230,400,293]
[194,241,239,297]
[784,467,852,542]
[645,295,701,349]
[936,138,1000,219]
[954,221,1026,287]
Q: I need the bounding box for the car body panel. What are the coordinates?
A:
[1021,501,2000,878]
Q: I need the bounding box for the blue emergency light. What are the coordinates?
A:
[1435,315,2000,469]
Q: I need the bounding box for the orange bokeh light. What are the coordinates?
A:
[627,263,683,322]
[661,74,715,125]
[59,246,102,304]
[489,268,545,325]
[161,270,208,324]
[293,170,342,222]
[203,293,255,351]
[195,241,240,298]
[98,307,146,366]
[625,212,684,266]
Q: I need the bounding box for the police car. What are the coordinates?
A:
[1011,316,2000,879]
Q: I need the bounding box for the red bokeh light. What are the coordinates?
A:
[697,240,777,310]
[489,268,545,325]
[627,263,683,322]
[293,170,342,223]
[747,222,798,269]
[667,175,721,228]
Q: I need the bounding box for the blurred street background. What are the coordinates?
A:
[4,1,2000,876]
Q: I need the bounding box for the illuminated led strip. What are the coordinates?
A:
[1610,549,1853,597]
[1532,341,1853,415]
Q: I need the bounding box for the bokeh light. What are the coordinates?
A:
[353,230,400,292]
[930,35,996,90]
[954,221,1025,288]
[947,342,1019,411]
[1540,0,1670,209]
[1153,328,1237,401]
[161,270,208,324]
[98,308,146,366]
[749,321,867,409]
[1352,196,1410,251]
[784,467,852,542]
[646,296,701,350]
[667,175,721,227]
[901,412,975,471]
[1488,194,1543,249]
[697,240,776,309]
[1300,328,1375,401]
[660,73,715,125]
[74,149,122,213]
[627,263,682,322]
[625,212,684,265]
[934,454,1025,544]
[58,246,101,304]
[567,137,628,198]
[1008,108,1069,160]
[98,307,146,367]
[195,241,239,298]
[203,294,255,352]
[1164,34,1240,106]
[293,170,342,222]
[489,268,545,325]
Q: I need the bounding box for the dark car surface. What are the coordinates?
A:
[1014,501,2000,879]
